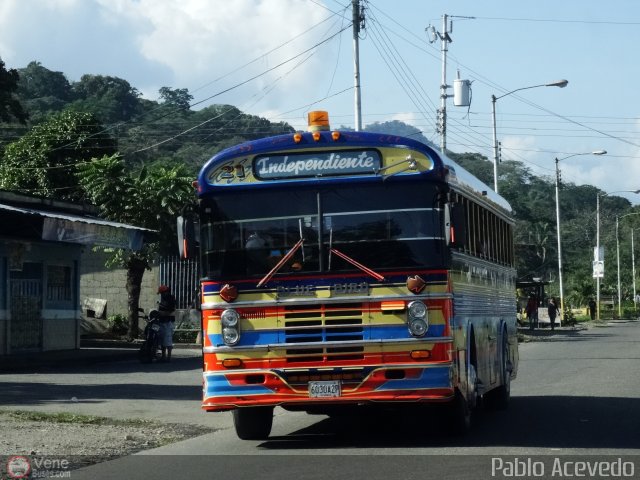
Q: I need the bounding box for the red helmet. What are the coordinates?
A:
[157,285,170,294]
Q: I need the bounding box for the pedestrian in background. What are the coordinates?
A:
[588,298,596,320]
[157,285,176,362]
[548,298,558,331]
[526,295,538,330]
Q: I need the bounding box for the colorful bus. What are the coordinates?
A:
[179,111,518,439]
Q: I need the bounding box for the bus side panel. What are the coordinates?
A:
[450,252,517,397]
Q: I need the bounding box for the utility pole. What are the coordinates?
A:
[352,0,364,131]
[555,157,565,321]
[438,14,451,152]
[427,15,453,152]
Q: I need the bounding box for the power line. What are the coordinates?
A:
[472,16,640,26]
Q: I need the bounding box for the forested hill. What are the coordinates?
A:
[1,61,294,173]
[1,60,638,307]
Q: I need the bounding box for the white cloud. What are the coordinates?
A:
[1,0,341,112]
[390,112,420,127]
[499,135,542,168]
[94,0,337,108]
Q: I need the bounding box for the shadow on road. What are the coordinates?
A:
[0,357,203,405]
[0,380,201,405]
[2,353,202,375]
[259,395,640,451]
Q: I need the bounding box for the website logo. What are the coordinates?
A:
[6,456,31,479]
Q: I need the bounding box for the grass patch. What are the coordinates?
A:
[0,410,158,427]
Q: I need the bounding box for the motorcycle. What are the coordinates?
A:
[138,308,162,363]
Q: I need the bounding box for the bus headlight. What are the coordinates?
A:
[221,309,241,345]
[407,301,428,337]
[222,327,240,345]
[408,318,428,337]
[221,309,239,327]
[408,301,427,319]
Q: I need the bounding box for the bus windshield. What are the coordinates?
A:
[200,182,446,280]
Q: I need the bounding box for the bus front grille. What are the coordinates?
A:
[281,368,367,386]
[282,303,365,363]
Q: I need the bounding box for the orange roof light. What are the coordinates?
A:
[308,110,330,132]
[312,131,321,142]
[293,132,302,143]
[331,131,341,141]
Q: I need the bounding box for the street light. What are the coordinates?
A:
[616,213,640,317]
[555,150,606,322]
[597,189,640,320]
[491,79,568,193]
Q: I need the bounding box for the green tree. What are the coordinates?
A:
[17,61,73,101]
[0,110,116,200]
[159,87,193,113]
[365,120,438,149]
[17,61,73,123]
[77,154,194,338]
[449,152,494,186]
[0,58,28,124]
[71,74,142,124]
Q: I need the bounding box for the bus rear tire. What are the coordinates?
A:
[232,407,274,440]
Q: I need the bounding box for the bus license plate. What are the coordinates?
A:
[309,381,341,398]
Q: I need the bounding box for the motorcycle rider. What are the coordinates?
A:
[157,285,176,362]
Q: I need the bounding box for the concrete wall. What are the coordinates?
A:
[43,314,78,350]
[79,249,159,322]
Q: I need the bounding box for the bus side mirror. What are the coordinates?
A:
[177,215,197,259]
[445,203,467,248]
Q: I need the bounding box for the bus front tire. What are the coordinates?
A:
[449,390,472,435]
[484,334,511,410]
[232,407,274,440]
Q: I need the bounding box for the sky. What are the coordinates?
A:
[1,0,640,203]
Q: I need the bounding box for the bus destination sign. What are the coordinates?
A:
[254,150,381,179]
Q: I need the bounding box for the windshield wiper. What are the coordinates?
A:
[298,218,305,263]
[329,247,385,282]
[375,154,417,180]
[256,238,304,288]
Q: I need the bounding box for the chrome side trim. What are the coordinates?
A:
[203,336,453,354]
[201,292,452,310]
[202,361,454,377]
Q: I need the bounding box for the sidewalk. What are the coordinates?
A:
[0,338,201,373]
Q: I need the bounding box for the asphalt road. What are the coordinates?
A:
[2,320,639,479]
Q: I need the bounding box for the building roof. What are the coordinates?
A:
[0,191,153,251]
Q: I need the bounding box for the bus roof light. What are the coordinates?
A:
[308,110,330,132]
[312,131,322,142]
[331,131,341,141]
[293,132,303,143]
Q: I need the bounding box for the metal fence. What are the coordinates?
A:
[158,257,200,310]
[10,279,42,350]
